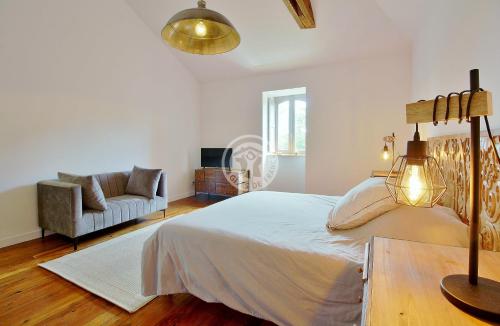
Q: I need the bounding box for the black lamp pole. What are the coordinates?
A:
[440,69,500,321]
[469,69,480,284]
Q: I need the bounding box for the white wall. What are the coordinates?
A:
[410,0,500,137]
[201,52,413,195]
[265,156,306,193]
[0,0,200,247]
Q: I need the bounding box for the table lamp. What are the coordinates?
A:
[385,69,500,321]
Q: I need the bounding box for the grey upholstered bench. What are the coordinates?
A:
[37,171,167,249]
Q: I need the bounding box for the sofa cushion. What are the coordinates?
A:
[79,195,163,235]
[58,172,107,211]
[125,166,162,199]
[94,171,130,198]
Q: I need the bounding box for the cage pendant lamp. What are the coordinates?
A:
[161,0,240,55]
[385,124,446,207]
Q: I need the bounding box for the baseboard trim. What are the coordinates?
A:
[0,229,52,249]
[168,191,195,202]
[0,191,195,249]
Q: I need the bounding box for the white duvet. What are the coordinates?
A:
[142,191,366,325]
[141,191,467,325]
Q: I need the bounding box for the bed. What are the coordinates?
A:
[140,89,500,325]
[141,189,468,325]
[142,191,363,325]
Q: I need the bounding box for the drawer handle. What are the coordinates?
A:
[362,242,370,281]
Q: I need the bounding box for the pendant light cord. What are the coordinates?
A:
[429,89,500,165]
[432,95,445,126]
[464,88,500,164]
[484,115,500,164]
[445,92,460,124]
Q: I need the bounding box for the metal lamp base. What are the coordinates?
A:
[441,274,500,322]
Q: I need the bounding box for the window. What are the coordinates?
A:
[265,93,307,155]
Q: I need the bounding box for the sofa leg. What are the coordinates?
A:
[73,238,78,251]
[41,228,45,239]
[163,209,166,218]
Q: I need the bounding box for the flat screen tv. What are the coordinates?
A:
[201,148,232,168]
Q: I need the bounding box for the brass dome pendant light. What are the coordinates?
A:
[161,0,240,55]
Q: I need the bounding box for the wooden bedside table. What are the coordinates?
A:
[370,170,398,178]
[362,237,500,325]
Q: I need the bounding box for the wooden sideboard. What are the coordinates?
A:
[362,237,500,325]
[195,168,250,197]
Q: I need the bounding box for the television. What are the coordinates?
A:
[201,148,232,168]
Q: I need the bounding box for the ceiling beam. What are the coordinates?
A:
[283,0,316,29]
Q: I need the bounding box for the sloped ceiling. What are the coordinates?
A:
[374,0,428,38]
[126,0,410,82]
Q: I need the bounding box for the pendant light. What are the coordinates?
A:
[385,124,446,207]
[161,0,240,55]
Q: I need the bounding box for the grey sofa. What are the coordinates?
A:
[37,171,167,249]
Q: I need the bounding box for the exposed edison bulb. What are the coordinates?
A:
[382,144,390,160]
[195,21,207,37]
[406,164,424,204]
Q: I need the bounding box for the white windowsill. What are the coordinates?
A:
[266,152,305,157]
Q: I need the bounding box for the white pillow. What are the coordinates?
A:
[332,204,468,248]
[328,177,399,230]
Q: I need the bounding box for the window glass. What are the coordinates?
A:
[264,92,306,155]
[294,100,306,153]
[268,103,276,153]
[277,101,290,152]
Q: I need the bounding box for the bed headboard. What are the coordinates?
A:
[428,132,500,251]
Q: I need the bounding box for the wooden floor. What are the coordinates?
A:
[0,196,274,326]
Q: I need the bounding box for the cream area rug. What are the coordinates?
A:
[39,221,165,313]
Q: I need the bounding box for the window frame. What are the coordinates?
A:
[266,94,306,156]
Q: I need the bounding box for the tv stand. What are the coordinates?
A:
[195,168,250,197]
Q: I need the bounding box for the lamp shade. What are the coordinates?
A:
[385,126,446,207]
[161,0,240,55]
[386,155,446,207]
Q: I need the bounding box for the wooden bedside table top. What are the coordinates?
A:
[364,237,500,325]
[370,170,398,178]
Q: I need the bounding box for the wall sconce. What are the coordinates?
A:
[381,133,396,164]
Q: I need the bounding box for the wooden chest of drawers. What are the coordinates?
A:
[195,168,250,197]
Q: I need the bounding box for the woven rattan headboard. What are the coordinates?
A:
[428,132,500,251]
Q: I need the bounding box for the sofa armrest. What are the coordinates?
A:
[37,180,83,238]
[156,172,168,199]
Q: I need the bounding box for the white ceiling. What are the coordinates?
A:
[126,0,410,83]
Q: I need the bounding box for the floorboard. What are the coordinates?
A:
[0,196,274,326]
